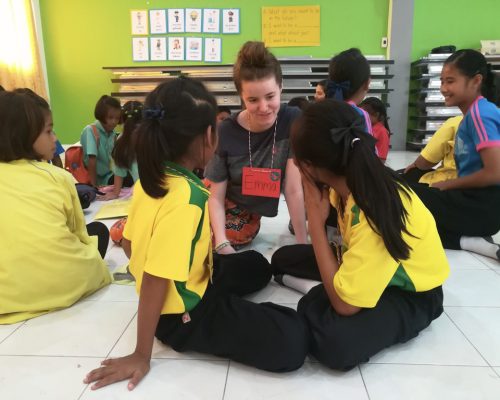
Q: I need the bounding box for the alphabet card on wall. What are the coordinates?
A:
[222,9,240,34]
[168,37,185,61]
[149,9,167,34]
[132,37,149,61]
[150,37,167,61]
[203,9,220,33]
[204,37,222,62]
[131,10,148,35]
[186,8,202,33]
[186,37,203,61]
[168,9,185,33]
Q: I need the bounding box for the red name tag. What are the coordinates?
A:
[242,167,281,198]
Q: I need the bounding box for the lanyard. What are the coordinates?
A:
[247,117,278,169]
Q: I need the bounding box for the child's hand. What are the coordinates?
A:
[300,171,330,226]
[84,352,150,391]
[430,180,453,191]
[404,162,417,173]
[98,192,119,201]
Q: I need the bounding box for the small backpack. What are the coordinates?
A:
[65,124,99,184]
[75,183,101,209]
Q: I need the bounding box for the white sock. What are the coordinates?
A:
[460,236,500,260]
[279,274,322,294]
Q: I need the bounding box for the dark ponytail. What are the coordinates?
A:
[292,99,413,261]
[327,48,370,101]
[135,77,217,198]
[113,101,143,170]
[445,49,497,103]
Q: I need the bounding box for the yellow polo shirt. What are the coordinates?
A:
[420,116,462,185]
[330,187,449,308]
[0,160,111,324]
[123,161,212,314]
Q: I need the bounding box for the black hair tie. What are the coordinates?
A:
[143,106,165,120]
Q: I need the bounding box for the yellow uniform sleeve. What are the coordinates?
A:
[421,116,462,164]
[333,213,400,308]
[144,203,202,282]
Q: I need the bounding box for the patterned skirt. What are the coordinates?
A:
[202,178,261,247]
[224,198,261,247]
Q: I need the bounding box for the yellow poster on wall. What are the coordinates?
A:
[262,5,320,47]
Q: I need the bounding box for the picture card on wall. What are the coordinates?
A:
[150,37,167,61]
[132,37,149,61]
[185,8,202,33]
[222,9,240,34]
[204,37,222,62]
[203,9,220,33]
[186,37,203,61]
[149,9,167,34]
[168,37,185,61]
[131,10,148,35]
[168,9,185,33]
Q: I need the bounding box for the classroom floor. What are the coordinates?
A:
[1,151,500,399]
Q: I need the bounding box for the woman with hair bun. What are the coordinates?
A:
[205,41,307,252]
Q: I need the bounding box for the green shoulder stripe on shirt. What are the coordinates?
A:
[174,281,202,311]
[187,179,208,268]
[351,204,360,226]
[389,264,416,292]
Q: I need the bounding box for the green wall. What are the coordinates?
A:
[39,0,389,143]
[411,0,500,60]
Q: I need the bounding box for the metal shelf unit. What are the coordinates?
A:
[103,57,395,110]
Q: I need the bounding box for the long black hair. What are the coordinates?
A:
[292,99,413,261]
[135,77,217,198]
[360,97,391,134]
[327,48,370,101]
[445,49,497,103]
[112,100,143,170]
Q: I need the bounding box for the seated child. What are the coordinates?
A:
[84,77,308,391]
[81,95,121,186]
[272,99,449,370]
[0,90,111,324]
[360,97,391,162]
[100,101,142,200]
[403,116,462,184]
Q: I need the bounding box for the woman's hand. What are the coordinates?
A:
[84,352,150,391]
[217,244,236,255]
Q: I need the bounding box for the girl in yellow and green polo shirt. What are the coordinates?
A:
[272,99,449,370]
[85,77,308,392]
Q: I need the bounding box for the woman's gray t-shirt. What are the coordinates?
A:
[205,104,301,217]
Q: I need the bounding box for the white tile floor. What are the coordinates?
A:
[1,151,500,399]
